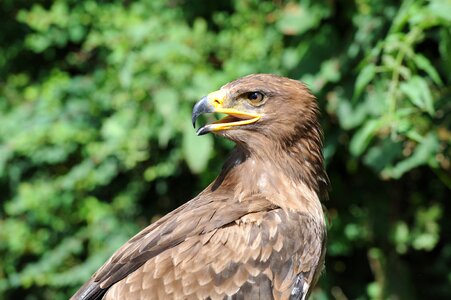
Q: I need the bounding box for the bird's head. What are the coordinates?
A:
[192,74,320,149]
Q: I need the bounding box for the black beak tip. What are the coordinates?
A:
[196,126,209,136]
[192,96,213,131]
[191,110,199,129]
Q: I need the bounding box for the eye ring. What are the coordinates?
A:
[247,92,264,105]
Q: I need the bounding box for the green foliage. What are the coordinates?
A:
[0,0,449,299]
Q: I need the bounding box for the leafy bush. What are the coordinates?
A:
[0,0,449,299]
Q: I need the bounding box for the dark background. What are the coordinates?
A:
[0,0,450,299]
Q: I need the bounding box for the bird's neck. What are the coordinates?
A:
[243,120,328,197]
[213,123,328,217]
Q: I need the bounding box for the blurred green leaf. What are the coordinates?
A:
[393,221,410,253]
[336,101,368,129]
[428,0,451,22]
[363,138,403,172]
[439,27,451,80]
[412,204,442,250]
[383,133,439,178]
[350,119,383,156]
[400,76,434,115]
[412,53,442,85]
[0,0,450,299]
[276,2,325,36]
[182,129,213,174]
[354,64,376,98]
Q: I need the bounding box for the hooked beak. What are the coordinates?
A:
[192,90,261,135]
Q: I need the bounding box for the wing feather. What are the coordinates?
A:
[95,209,325,300]
[71,192,278,300]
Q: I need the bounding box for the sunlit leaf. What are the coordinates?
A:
[276,3,322,36]
[429,0,451,22]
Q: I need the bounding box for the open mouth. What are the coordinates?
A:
[213,111,259,125]
[197,109,260,135]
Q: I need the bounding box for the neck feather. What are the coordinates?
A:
[212,118,329,205]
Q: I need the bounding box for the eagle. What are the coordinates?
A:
[71,74,329,300]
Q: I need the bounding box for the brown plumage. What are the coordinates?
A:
[71,74,329,300]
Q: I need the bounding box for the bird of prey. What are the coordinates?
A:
[71,74,329,300]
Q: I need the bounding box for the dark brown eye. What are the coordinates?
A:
[247,92,264,105]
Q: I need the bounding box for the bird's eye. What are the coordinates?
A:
[247,92,264,105]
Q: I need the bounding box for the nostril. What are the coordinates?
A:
[214,99,221,106]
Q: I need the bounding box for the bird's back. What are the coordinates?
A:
[73,202,325,300]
